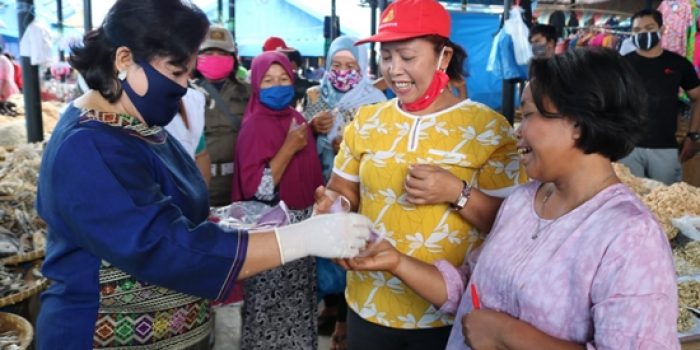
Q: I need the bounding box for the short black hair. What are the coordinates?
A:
[631,9,663,28]
[69,0,209,102]
[284,50,303,68]
[529,25,557,43]
[528,47,647,161]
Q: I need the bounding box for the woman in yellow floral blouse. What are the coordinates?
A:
[313,0,527,349]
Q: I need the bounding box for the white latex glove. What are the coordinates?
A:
[274,213,372,264]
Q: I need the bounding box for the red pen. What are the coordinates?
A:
[470,284,481,310]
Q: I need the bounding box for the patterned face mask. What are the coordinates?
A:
[327,68,361,92]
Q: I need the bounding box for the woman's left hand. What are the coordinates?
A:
[462,309,513,350]
[405,164,464,206]
[311,111,334,134]
[345,240,402,273]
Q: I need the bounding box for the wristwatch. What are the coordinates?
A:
[451,180,472,211]
[687,132,700,142]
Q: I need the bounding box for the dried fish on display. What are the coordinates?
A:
[642,182,700,240]
[678,280,700,334]
[0,330,21,350]
[0,265,40,298]
[613,162,650,196]
[0,143,46,256]
[674,241,700,276]
[679,307,697,333]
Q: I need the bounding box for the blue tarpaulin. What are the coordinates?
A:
[450,11,503,111]
[236,0,326,57]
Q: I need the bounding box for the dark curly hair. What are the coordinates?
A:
[69,0,209,102]
[529,47,647,161]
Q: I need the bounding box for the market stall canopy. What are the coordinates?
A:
[536,0,663,14]
[0,0,223,60]
[236,0,371,57]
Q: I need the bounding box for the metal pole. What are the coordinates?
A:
[17,0,43,142]
[57,0,64,61]
[501,0,515,125]
[229,0,235,33]
[331,0,337,39]
[369,0,378,77]
[217,0,223,23]
[83,0,92,31]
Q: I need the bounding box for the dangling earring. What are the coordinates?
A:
[118,70,127,81]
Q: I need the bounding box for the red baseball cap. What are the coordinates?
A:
[356,0,451,45]
[263,36,294,52]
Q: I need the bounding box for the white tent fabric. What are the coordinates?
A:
[19,20,53,66]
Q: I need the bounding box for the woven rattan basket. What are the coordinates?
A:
[0,312,33,349]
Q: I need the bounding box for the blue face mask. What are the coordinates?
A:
[259,85,294,110]
[121,60,188,127]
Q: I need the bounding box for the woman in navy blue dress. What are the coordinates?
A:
[35,1,372,349]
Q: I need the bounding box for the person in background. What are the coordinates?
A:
[622,9,700,184]
[262,36,291,52]
[529,24,557,58]
[350,47,680,350]
[165,87,211,185]
[35,1,373,349]
[3,52,21,90]
[193,25,251,206]
[0,48,19,105]
[303,35,387,179]
[302,35,387,349]
[232,51,325,349]
[261,36,317,108]
[314,0,526,349]
[285,48,317,109]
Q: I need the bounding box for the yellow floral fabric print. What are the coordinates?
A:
[333,99,527,329]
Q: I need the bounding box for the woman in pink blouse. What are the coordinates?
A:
[349,47,680,350]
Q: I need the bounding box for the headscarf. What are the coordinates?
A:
[231,51,323,209]
[319,36,386,110]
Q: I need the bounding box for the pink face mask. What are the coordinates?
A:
[327,68,361,92]
[197,55,235,81]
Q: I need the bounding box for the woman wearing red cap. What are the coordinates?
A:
[314,0,526,348]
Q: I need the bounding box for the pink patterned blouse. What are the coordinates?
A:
[443,181,680,350]
[659,0,693,56]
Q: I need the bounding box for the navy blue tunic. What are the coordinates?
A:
[36,105,248,349]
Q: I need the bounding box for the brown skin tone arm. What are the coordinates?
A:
[237,231,281,279]
[347,240,449,308]
[463,309,585,350]
[195,150,211,187]
[404,164,503,233]
[316,174,361,212]
[681,86,700,162]
[269,122,308,185]
[269,147,296,185]
[456,188,504,234]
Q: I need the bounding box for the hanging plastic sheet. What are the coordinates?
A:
[19,20,52,66]
[450,12,503,110]
[504,6,533,65]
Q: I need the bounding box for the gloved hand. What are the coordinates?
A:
[274,213,372,264]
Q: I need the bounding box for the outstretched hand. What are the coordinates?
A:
[346,240,402,274]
